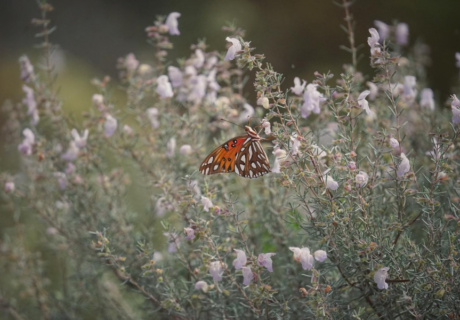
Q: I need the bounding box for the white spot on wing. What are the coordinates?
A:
[240,164,245,171]
[250,170,254,177]
[251,163,256,169]
[241,147,245,151]
[208,157,213,164]
[205,168,210,175]
[241,154,246,162]
[213,165,219,170]
[235,165,240,175]
[249,144,253,159]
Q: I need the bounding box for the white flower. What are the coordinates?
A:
[71,129,89,148]
[165,12,181,35]
[272,157,281,174]
[272,147,286,174]
[257,96,270,109]
[65,162,76,175]
[168,66,183,88]
[180,144,193,155]
[92,94,104,107]
[209,261,223,282]
[165,137,176,158]
[242,266,253,285]
[289,247,302,262]
[124,53,139,72]
[356,171,369,187]
[314,250,327,262]
[452,95,460,124]
[18,128,35,156]
[188,75,207,103]
[300,248,314,270]
[301,84,324,118]
[22,85,38,126]
[104,115,117,137]
[456,52,460,68]
[396,23,409,46]
[290,134,301,156]
[61,141,79,162]
[257,253,276,272]
[374,267,389,290]
[190,180,201,197]
[156,75,174,98]
[207,69,220,91]
[137,64,152,76]
[325,175,338,191]
[123,125,133,136]
[193,49,205,68]
[366,81,378,100]
[420,88,435,111]
[397,153,410,178]
[374,20,389,41]
[147,108,160,129]
[201,196,213,212]
[195,281,208,292]
[184,227,195,240]
[291,77,306,95]
[238,103,254,123]
[19,55,35,82]
[232,249,247,270]
[54,172,67,190]
[224,37,242,61]
[403,76,417,102]
[4,182,15,193]
[357,90,371,115]
[389,137,399,149]
[261,118,271,135]
[311,144,326,159]
[185,65,197,77]
[153,251,163,262]
[368,28,380,49]
[155,197,167,217]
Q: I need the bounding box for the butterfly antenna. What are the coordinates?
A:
[220,119,245,129]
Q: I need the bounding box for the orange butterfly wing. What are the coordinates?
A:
[200,136,247,175]
[200,135,271,179]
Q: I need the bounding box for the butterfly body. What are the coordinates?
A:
[200,126,271,179]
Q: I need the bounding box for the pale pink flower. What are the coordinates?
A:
[104,115,117,137]
[257,96,270,109]
[165,12,181,35]
[355,171,369,187]
[299,248,314,270]
[22,85,38,126]
[206,56,218,69]
[290,134,301,156]
[368,28,380,49]
[348,161,357,170]
[168,66,183,88]
[188,75,207,103]
[147,108,160,129]
[456,52,460,68]
[61,141,79,162]
[289,247,302,262]
[396,23,409,46]
[195,281,208,292]
[374,267,389,290]
[71,129,89,148]
[389,137,399,149]
[4,182,15,193]
[153,251,163,262]
[54,172,67,190]
[156,197,167,217]
[18,128,35,156]
[184,227,195,240]
[123,125,134,136]
[92,94,104,108]
[420,88,435,111]
[201,196,213,212]
[156,75,174,98]
[165,137,176,158]
[313,250,327,262]
[397,153,410,178]
[452,95,460,124]
[325,175,338,191]
[65,162,76,175]
[301,84,324,118]
[193,49,205,68]
[257,253,276,272]
[19,55,35,82]
[374,21,389,41]
[209,261,223,282]
[403,76,417,102]
[224,37,242,61]
[291,77,306,95]
[242,266,254,285]
[233,249,247,269]
[272,157,281,174]
[366,81,378,100]
[261,118,271,135]
[124,53,139,72]
[358,90,371,115]
[180,144,193,155]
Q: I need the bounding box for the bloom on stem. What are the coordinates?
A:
[355,171,369,187]
[451,95,460,124]
[325,175,338,191]
[71,129,89,148]
[19,55,35,82]
[374,21,389,41]
[242,267,253,285]
[357,90,371,115]
[165,12,181,35]
[18,128,35,156]
[224,37,242,61]
[403,76,417,102]
[232,249,247,270]
[374,267,389,290]
[147,108,160,129]
[420,88,435,111]
[301,84,324,118]
[396,23,409,46]
[156,75,174,98]
[389,137,399,149]
[4,182,15,193]
[209,261,223,282]
[291,77,306,95]
[180,144,192,155]
[397,153,410,178]
[184,227,195,241]
[257,253,276,272]
[260,118,271,135]
[257,96,270,109]
[165,137,176,158]
[201,196,213,212]
[61,141,79,162]
[104,115,117,137]
[168,66,183,88]
[195,281,208,292]
[313,250,327,262]
[368,28,380,52]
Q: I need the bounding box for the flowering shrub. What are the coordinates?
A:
[2,1,460,319]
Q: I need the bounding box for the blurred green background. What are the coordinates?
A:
[1,0,460,167]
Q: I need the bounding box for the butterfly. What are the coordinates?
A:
[200,126,271,179]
